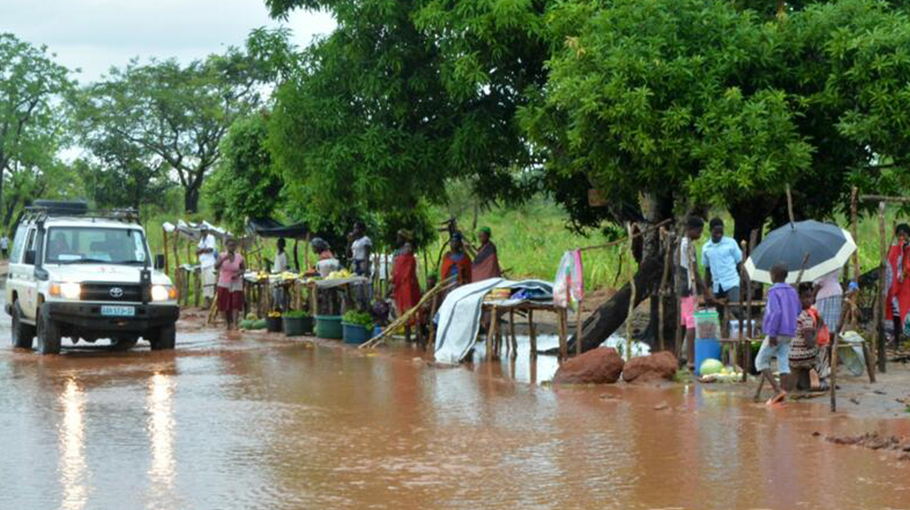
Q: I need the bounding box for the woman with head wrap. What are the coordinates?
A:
[472,226,501,282]
[440,233,472,287]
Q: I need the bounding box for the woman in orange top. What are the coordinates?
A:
[440,234,472,287]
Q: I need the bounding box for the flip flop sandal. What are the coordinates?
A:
[766,392,787,406]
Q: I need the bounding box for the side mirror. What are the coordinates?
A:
[24,250,35,265]
[154,254,166,270]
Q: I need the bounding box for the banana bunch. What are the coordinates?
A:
[327,269,353,280]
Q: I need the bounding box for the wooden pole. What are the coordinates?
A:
[625,222,636,360]
[743,230,758,382]
[487,305,499,360]
[738,239,747,379]
[162,227,170,276]
[510,309,518,358]
[851,186,860,287]
[859,194,910,203]
[558,308,568,360]
[877,201,887,373]
[575,299,583,357]
[528,309,537,359]
[657,228,673,352]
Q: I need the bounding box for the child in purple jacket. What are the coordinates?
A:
[755,264,801,405]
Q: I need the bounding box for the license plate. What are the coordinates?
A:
[101,305,135,317]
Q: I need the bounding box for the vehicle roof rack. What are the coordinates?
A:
[23,200,141,224]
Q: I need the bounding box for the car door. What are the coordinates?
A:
[6,225,33,319]
[19,228,38,320]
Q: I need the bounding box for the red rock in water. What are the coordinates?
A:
[622,351,678,383]
[553,348,624,385]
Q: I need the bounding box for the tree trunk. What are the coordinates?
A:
[184,185,201,214]
[568,252,666,353]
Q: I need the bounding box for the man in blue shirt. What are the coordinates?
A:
[701,218,743,320]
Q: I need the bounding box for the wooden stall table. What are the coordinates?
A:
[305,276,371,317]
[479,300,569,361]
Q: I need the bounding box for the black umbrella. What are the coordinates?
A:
[744,220,855,284]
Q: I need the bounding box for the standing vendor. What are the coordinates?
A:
[215,238,245,330]
[197,226,218,309]
[701,218,742,320]
[472,227,501,282]
[349,221,372,277]
[679,215,708,371]
[272,238,289,311]
[441,233,472,287]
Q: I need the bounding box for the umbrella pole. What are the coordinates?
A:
[877,201,887,373]
[786,184,795,224]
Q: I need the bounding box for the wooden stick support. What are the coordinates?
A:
[488,305,499,360]
[625,222,636,360]
[877,201,887,373]
[575,299,583,357]
[528,309,537,359]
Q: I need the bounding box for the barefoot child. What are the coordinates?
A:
[789,284,820,391]
[755,264,801,404]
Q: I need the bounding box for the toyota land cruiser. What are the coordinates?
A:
[5,200,179,354]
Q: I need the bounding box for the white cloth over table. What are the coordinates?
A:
[434,278,553,364]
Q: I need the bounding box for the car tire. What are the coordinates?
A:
[36,306,62,355]
[11,303,35,350]
[112,336,139,351]
[150,324,176,351]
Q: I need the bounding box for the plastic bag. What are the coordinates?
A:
[554,250,584,310]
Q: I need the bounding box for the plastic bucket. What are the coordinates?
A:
[372,326,383,339]
[314,315,343,339]
[342,322,370,345]
[266,316,283,333]
[694,310,720,340]
[694,338,722,375]
[283,316,313,337]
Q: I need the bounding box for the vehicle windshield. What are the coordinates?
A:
[44,227,149,265]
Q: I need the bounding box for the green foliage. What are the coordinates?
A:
[342,309,373,329]
[0,33,75,229]
[77,49,265,213]
[285,309,311,318]
[205,114,283,231]
[73,137,172,211]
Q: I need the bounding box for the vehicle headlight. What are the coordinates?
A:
[151,285,177,302]
[50,282,82,300]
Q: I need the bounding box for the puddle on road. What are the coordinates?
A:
[1,324,909,509]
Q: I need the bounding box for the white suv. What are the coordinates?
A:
[5,201,179,354]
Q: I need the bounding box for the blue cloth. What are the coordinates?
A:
[763,283,801,338]
[701,236,743,293]
[755,335,793,374]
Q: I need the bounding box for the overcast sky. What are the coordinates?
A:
[1,0,336,83]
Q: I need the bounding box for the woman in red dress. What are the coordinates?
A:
[391,241,422,340]
[886,224,910,345]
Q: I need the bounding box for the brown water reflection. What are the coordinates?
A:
[0,330,908,509]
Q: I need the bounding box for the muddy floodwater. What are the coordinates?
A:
[1,319,910,509]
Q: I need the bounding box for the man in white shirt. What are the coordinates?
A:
[272,238,289,310]
[0,235,9,259]
[196,227,218,309]
[349,222,372,277]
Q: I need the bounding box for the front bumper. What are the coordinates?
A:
[44,301,180,332]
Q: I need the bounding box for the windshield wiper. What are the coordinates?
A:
[110,260,147,265]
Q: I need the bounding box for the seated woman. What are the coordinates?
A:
[311,237,340,277]
[789,284,820,391]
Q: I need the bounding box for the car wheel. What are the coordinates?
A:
[111,336,139,352]
[11,303,35,350]
[150,325,176,351]
[36,306,62,355]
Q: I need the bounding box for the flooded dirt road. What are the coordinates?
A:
[1,319,910,509]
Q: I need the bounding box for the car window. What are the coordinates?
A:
[45,227,148,265]
[9,225,27,263]
[21,229,37,265]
